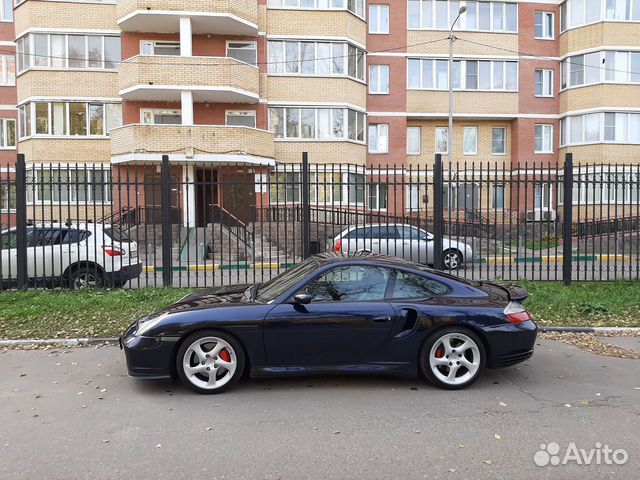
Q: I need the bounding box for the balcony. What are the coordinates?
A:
[110,124,276,164]
[118,55,260,103]
[117,0,258,35]
[560,84,640,112]
[266,8,366,45]
[15,0,117,36]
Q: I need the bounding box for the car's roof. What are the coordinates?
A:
[313,252,432,270]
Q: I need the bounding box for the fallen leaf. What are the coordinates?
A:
[102,439,109,443]
[81,405,87,409]
[100,389,107,393]
[483,460,493,465]
[494,434,502,440]
[564,403,571,407]
[498,401,507,407]
[206,427,212,431]
[156,444,162,448]
[448,468,457,473]
[333,431,340,435]
[413,429,421,434]
[313,427,319,431]
[458,444,464,449]
[580,400,589,405]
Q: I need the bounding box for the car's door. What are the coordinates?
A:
[396,226,428,263]
[263,264,396,366]
[28,228,66,280]
[0,229,18,282]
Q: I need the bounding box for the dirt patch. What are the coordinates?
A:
[539,332,640,360]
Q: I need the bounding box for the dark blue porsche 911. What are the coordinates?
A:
[121,253,537,393]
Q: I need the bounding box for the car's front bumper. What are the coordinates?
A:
[480,320,538,368]
[120,324,178,380]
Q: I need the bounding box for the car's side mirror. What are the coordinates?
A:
[293,293,313,305]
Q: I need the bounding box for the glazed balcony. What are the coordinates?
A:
[117,0,258,35]
[118,55,260,103]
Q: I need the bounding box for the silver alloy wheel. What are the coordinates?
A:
[182,336,237,391]
[443,251,460,269]
[73,271,98,289]
[429,333,481,386]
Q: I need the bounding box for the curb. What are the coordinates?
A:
[0,337,119,348]
[2,327,639,347]
[538,327,640,334]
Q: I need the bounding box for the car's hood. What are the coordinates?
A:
[146,284,254,319]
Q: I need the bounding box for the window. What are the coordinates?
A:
[492,184,505,209]
[534,124,553,153]
[141,109,181,125]
[268,41,365,81]
[435,127,448,154]
[571,170,640,205]
[267,0,365,17]
[534,184,552,210]
[227,42,257,66]
[226,111,256,128]
[300,265,390,302]
[269,107,365,142]
[368,184,388,210]
[25,168,112,204]
[561,0,640,30]
[141,41,180,56]
[19,102,122,139]
[562,52,605,88]
[407,126,421,154]
[17,34,121,72]
[408,58,518,91]
[463,127,477,154]
[406,184,421,210]
[0,55,14,86]
[369,5,390,33]
[535,69,554,96]
[408,0,518,32]
[369,65,390,94]
[1,0,12,21]
[561,112,640,146]
[369,5,389,34]
[0,119,15,148]
[492,127,506,154]
[444,183,480,209]
[368,124,389,153]
[535,12,554,38]
[0,182,16,211]
[390,271,450,299]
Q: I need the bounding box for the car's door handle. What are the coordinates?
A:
[372,315,392,323]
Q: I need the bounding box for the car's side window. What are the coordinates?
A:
[0,231,17,249]
[389,271,451,299]
[60,229,89,244]
[301,265,391,302]
[398,226,424,240]
[32,229,62,247]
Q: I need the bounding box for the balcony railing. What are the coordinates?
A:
[117,0,258,34]
[110,124,276,162]
[118,55,260,103]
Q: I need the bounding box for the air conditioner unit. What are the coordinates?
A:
[526,209,557,222]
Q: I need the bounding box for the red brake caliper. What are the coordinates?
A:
[219,349,231,362]
[435,346,445,358]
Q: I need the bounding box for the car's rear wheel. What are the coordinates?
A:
[442,250,463,270]
[69,268,103,290]
[420,327,485,390]
[176,330,245,394]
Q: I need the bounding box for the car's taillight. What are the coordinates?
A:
[103,246,124,257]
[334,239,342,253]
[504,302,532,323]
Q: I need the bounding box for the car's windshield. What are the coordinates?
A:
[255,259,320,303]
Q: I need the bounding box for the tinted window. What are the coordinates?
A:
[32,229,62,246]
[345,226,398,240]
[0,230,17,249]
[301,265,390,302]
[104,228,131,242]
[390,271,451,299]
[398,226,425,240]
[61,229,91,244]
[256,259,320,303]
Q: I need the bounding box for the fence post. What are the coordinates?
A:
[433,154,444,270]
[562,153,574,285]
[15,153,27,290]
[301,152,311,259]
[161,154,173,287]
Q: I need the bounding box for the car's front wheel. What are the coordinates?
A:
[176,330,245,394]
[420,327,485,390]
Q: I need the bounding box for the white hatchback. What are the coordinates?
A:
[0,223,142,289]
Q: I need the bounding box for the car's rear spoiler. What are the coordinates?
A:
[486,282,529,302]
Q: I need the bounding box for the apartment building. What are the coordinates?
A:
[9,0,640,224]
[0,0,15,216]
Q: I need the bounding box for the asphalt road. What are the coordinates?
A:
[1,340,639,480]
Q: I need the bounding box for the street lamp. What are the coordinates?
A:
[448,6,466,182]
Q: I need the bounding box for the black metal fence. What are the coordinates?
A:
[1,153,639,290]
